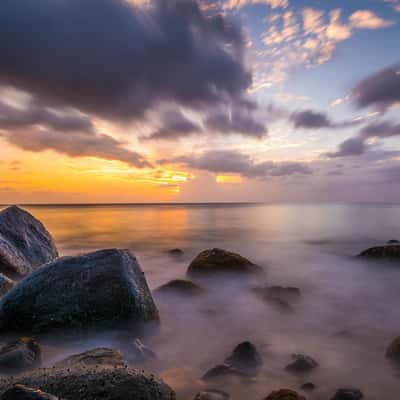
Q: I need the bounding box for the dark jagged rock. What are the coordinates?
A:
[154,279,204,296]
[54,348,126,368]
[201,364,247,381]
[0,337,41,373]
[300,382,315,391]
[264,389,305,400]
[194,389,230,400]
[0,274,14,297]
[285,354,318,373]
[0,249,159,334]
[0,206,58,277]
[224,341,263,376]
[187,248,263,277]
[129,338,157,363]
[358,244,400,259]
[1,384,60,400]
[330,389,363,400]
[0,366,175,400]
[386,336,400,361]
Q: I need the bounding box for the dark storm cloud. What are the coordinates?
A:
[163,150,312,178]
[144,110,202,140]
[352,64,400,111]
[326,137,367,158]
[290,109,360,130]
[0,0,251,121]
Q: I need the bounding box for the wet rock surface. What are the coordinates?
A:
[1,384,60,400]
[224,341,263,376]
[0,206,58,277]
[154,279,204,297]
[54,348,126,368]
[264,389,306,400]
[0,366,175,400]
[194,389,230,400]
[187,248,263,277]
[0,274,14,297]
[285,354,318,373]
[0,337,41,373]
[330,388,363,400]
[0,249,159,334]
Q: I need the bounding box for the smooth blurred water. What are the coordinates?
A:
[11,203,400,399]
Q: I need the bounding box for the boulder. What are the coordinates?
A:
[285,354,318,373]
[54,348,126,368]
[330,389,363,400]
[187,248,263,277]
[0,274,14,297]
[168,249,184,256]
[224,341,263,376]
[264,389,305,400]
[300,382,315,391]
[154,280,204,297]
[0,337,41,373]
[1,384,60,400]
[386,336,400,361]
[201,365,246,381]
[0,366,175,400]
[194,390,230,400]
[253,286,300,312]
[358,244,400,259]
[0,249,159,334]
[0,206,58,277]
[387,239,400,244]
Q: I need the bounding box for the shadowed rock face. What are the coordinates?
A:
[0,274,14,297]
[264,389,305,400]
[0,366,175,400]
[358,244,400,259]
[187,248,263,277]
[1,384,60,400]
[0,249,159,334]
[330,389,363,400]
[386,336,400,361]
[0,206,58,277]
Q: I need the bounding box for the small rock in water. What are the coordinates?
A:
[154,279,204,297]
[386,336,400,361]
[0,274,14,297]
[358,244,400,259]
[252,286,300,312]
[0,337,41,373]
[0,206,58,277]
[202,364,247,381]
[1,384,60,400]
[387,239,400,244]
[168,248,184,256]
[54,347,126,368]
[264,389,305,400]
[187,248,263,277]
[300,382,315,391]
[331,388,363,400]
[130,338,157,363]
[224,341,263,376]
[194,389,230,400]
[285,354,318,373]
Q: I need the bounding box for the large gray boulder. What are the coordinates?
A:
[0,249,159,334]
[0,206,58,277]
[0,366,175,400]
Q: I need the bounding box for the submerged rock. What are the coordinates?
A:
[224,341,263,376]
[264,389,305,400]
[0,337,41,373]
[194,390,230,400]
[187,248,263,277]
[0,366,175,400]
[0,206,58,277]
[201,364,247,381]
[387,239,400,244]
[300,382,315,391]
[386,336,400,361]
[54,348,126,368]
[358,244,400,259]
[154,279,204,296]
[168,249,184,256]
[0,249,159,334]
[330,389,363,400]
[253,286,300,312]
[1,384,60,400]
[285,354,318,373]
[0,274,14,297]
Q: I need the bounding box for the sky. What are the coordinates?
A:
[0,0,400,204]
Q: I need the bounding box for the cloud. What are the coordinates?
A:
[223,0,288,10]
[349,10,393,29]
[326,137,367,158]
[163,150,312,178]
[0,0,251,121]
[383,0,400,12]
[290,109,360,129]
[352,64,400,111]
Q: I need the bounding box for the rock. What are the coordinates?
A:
[168,249,184,256]
[0,206,58,277]
[0,366,175,400]
[129,338,157,363]
[187,248,263,278]
[194,390,230,400]
[0,337,41,373]
[0,274,14,297]
[330,389,363,400]
[358,244,400,259]
[54,348,126,368]
[224,341,263,376]
[202,365,246,381]
[0,249,159,334]
[386,336,400,361]
[387,239,400,244]
[154,279,204,296]
[1,384,60,400]
[300,382,315,391]
[285,354,318,373]
[253,286,300,312]
[264,389,305,400]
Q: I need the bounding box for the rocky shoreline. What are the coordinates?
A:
[0,205,399,399]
